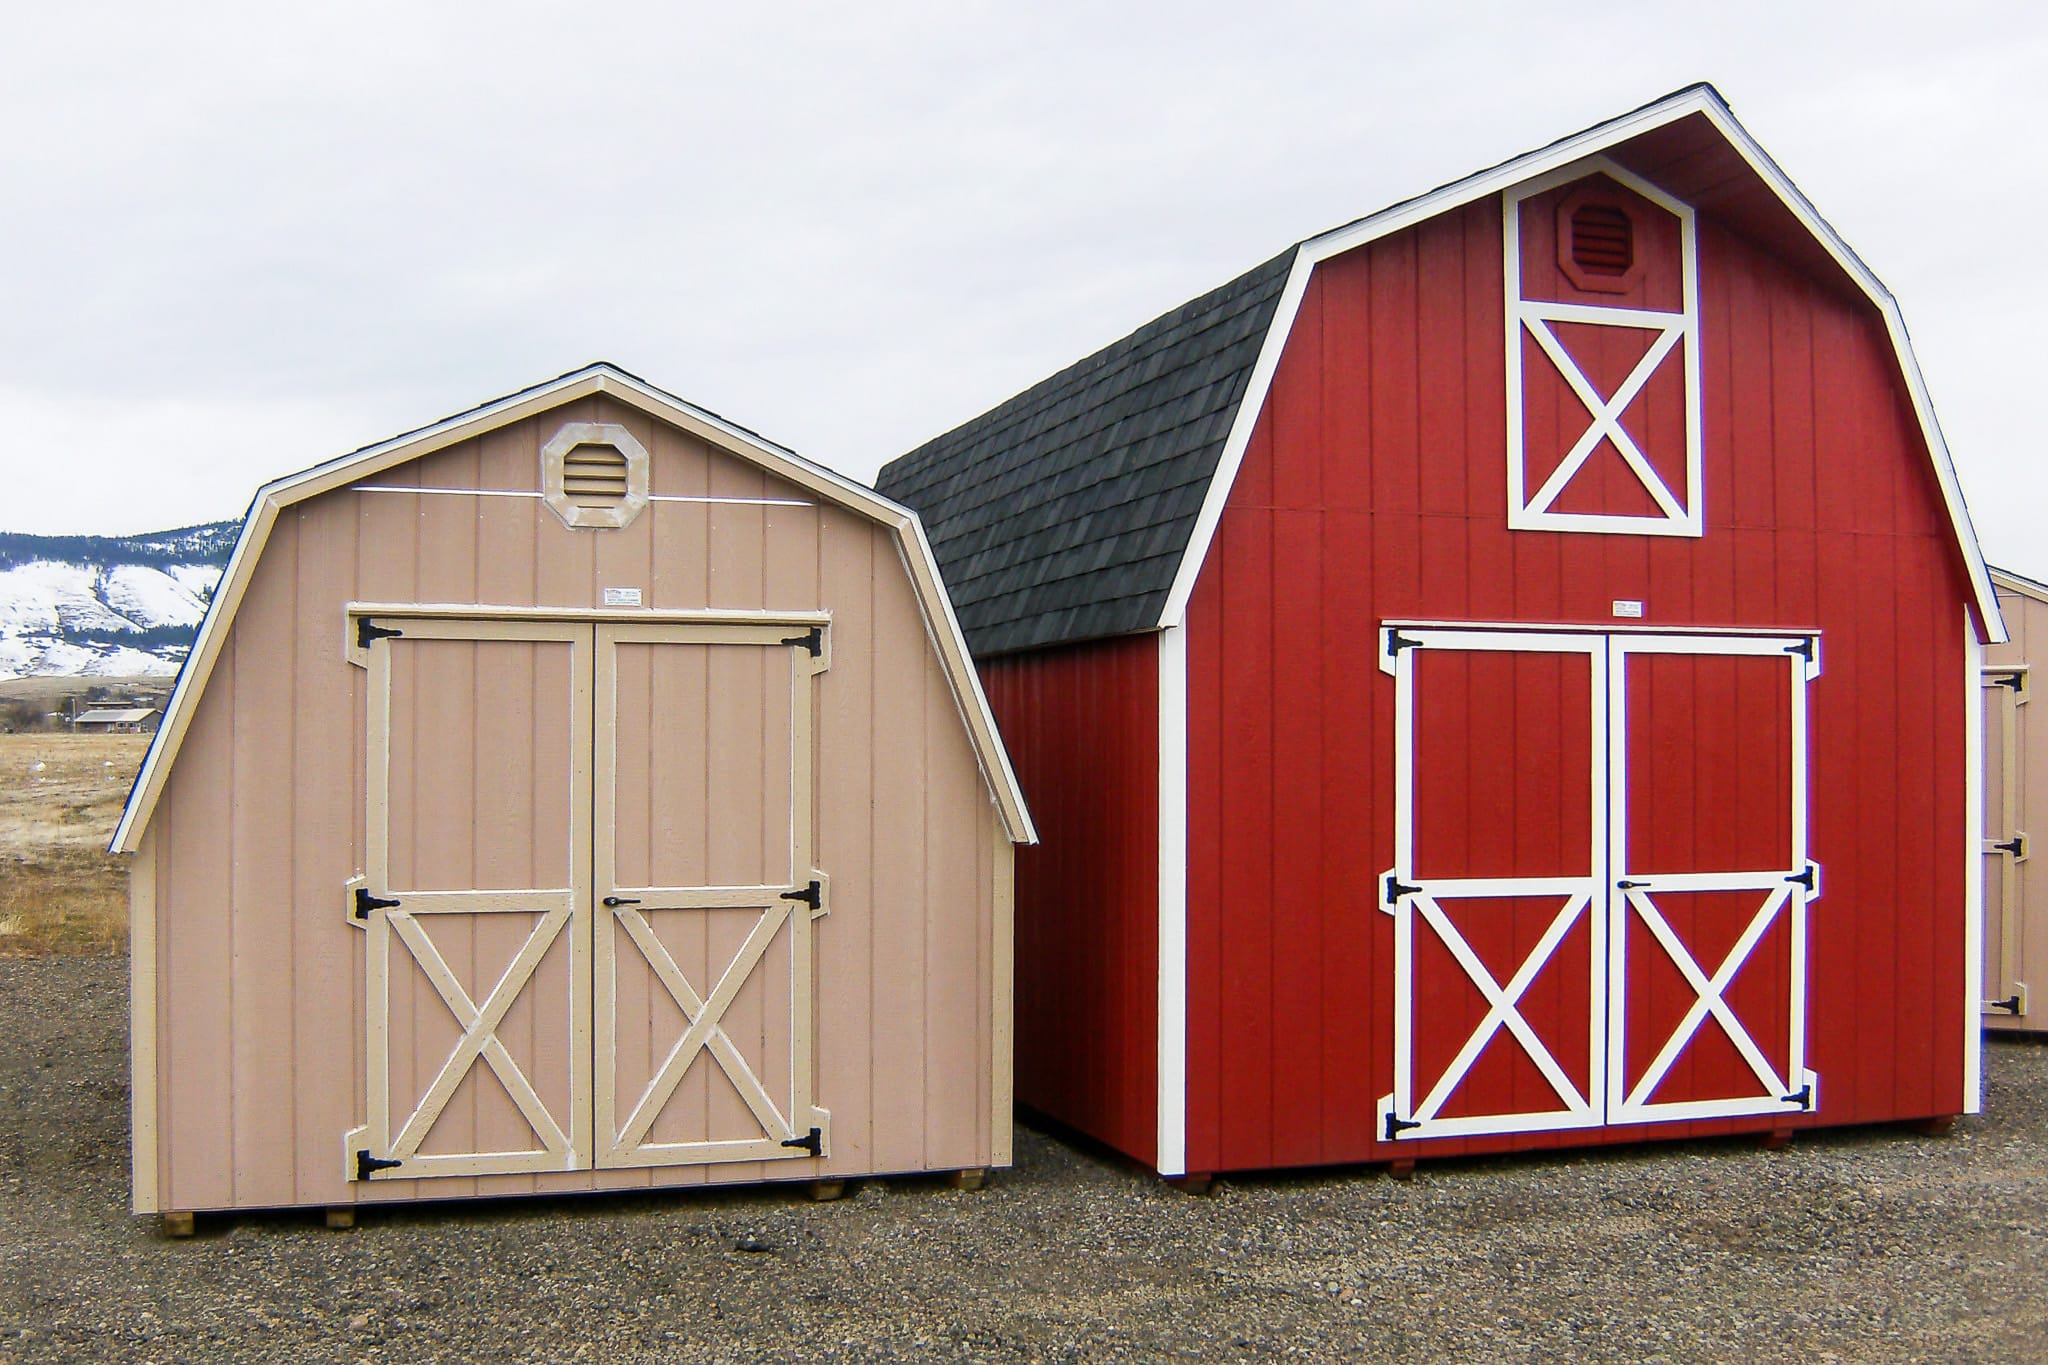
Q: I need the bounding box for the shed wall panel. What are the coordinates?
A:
[147,395,1006,1211]
[981,635,1159,1165]
[1985,584,2048,1031]
[1182,195,1975,1174]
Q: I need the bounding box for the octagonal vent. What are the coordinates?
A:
[542,422,650,529]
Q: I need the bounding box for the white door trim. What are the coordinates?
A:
[1377,627,1608,1142]
[1378,624,1821,1141]
[1604,632,1819,1126]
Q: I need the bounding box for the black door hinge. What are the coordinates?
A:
[1786,863,1818,892]
[1384,1113,1422,1141]
[353,888,400,920]
[1385,629,1423,658]
[1995,835,2026,858]
[1783,1084,1813,1111]
[780,1127,822,1156]
[357,619,404,650]
[1383,873,1420,903]
[1988,994,2023,1016]
[1785,636,1816,663]
[780,880,822,911]
[780,626,823,657]
[356,1150,404,1181]
[1991,671,2026,691]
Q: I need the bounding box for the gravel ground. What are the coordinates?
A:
[2,954,2045,1363]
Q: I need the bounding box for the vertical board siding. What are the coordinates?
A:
[982,636,1160,1166]
[1984,586,2045,1032]
[149,401,1005,1211]
[1182,193,1974,1172]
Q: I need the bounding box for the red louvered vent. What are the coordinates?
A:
[1570,203,1633,276]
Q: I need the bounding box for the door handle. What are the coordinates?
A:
[1616,880,1649,890]
[602,896,641,908]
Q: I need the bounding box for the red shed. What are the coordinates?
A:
[877,85,2005,1181]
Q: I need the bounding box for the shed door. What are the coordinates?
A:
[1606,636,1819,1124]
[349,618,592,1179]
[1377,630,1608,1142]
[1380,627,1818,1142]
[594,622,831,1167]
[348,614,829,1182]
[1981,667,2028,1018]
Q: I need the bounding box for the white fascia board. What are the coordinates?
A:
[112,362,1036,852]
[1989,566,2048,607]
[1156,87,2005,644]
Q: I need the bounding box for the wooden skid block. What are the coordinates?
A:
[161,1212,195,1238]
[325,1207,356,1230]
[806,1179,847,1203]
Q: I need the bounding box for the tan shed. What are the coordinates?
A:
[1983,566,2045,1030]
[114,364,1035,1221]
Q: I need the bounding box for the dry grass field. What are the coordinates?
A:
[0,733,147,955]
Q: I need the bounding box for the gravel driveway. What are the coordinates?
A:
[2,954,2044,1363]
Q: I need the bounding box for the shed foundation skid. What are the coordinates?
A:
[881,86,1996,1179]
[119,365,1033,1218]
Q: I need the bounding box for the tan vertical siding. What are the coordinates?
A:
[1986,585,2044,1032]
[144,399,1008,1211]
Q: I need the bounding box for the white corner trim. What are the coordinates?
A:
[1156,623,1189,1175]
[1965,615,1986,1114]
[1152,86,2004,644]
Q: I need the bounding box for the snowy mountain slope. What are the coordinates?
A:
[0,522,235,678]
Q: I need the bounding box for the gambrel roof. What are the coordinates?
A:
[112,363,1036,852]
[877,83,2005,655]
[878,253,1293,656]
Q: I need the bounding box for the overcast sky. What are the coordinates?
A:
[4,2,2044,574]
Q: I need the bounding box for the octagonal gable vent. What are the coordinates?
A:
[542,422,650,529]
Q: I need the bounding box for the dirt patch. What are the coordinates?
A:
[0,734,146,955]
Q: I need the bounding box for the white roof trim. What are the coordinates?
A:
[1991,565,2048,606]
[1158,85,2006,646]
[112,363,1035,852]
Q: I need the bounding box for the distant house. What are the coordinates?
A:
[72,707,161,734]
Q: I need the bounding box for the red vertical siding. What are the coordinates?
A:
[1182,191,1975,1173]
[981,636,1159,1165]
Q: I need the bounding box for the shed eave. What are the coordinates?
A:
[1154,84,2005,645]
[111,363,1034,853]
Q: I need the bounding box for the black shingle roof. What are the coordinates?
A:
[876,250,1295,657]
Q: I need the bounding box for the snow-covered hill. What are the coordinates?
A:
[0,523,237,678]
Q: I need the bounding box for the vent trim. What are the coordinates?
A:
[542,422,650,529]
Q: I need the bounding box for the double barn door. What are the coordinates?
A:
[1378,626,1820,1143]
[343,614,830,1182]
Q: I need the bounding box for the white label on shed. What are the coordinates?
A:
[1612,599,1645,618]
[602,587,644,607]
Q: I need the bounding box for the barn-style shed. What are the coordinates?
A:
[879,85,2003,1181]
[115,363,1034,1222]
[1983,566,2045,1032]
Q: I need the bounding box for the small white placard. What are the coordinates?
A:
[1612,599,1644,618]
[602,587,643,607]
